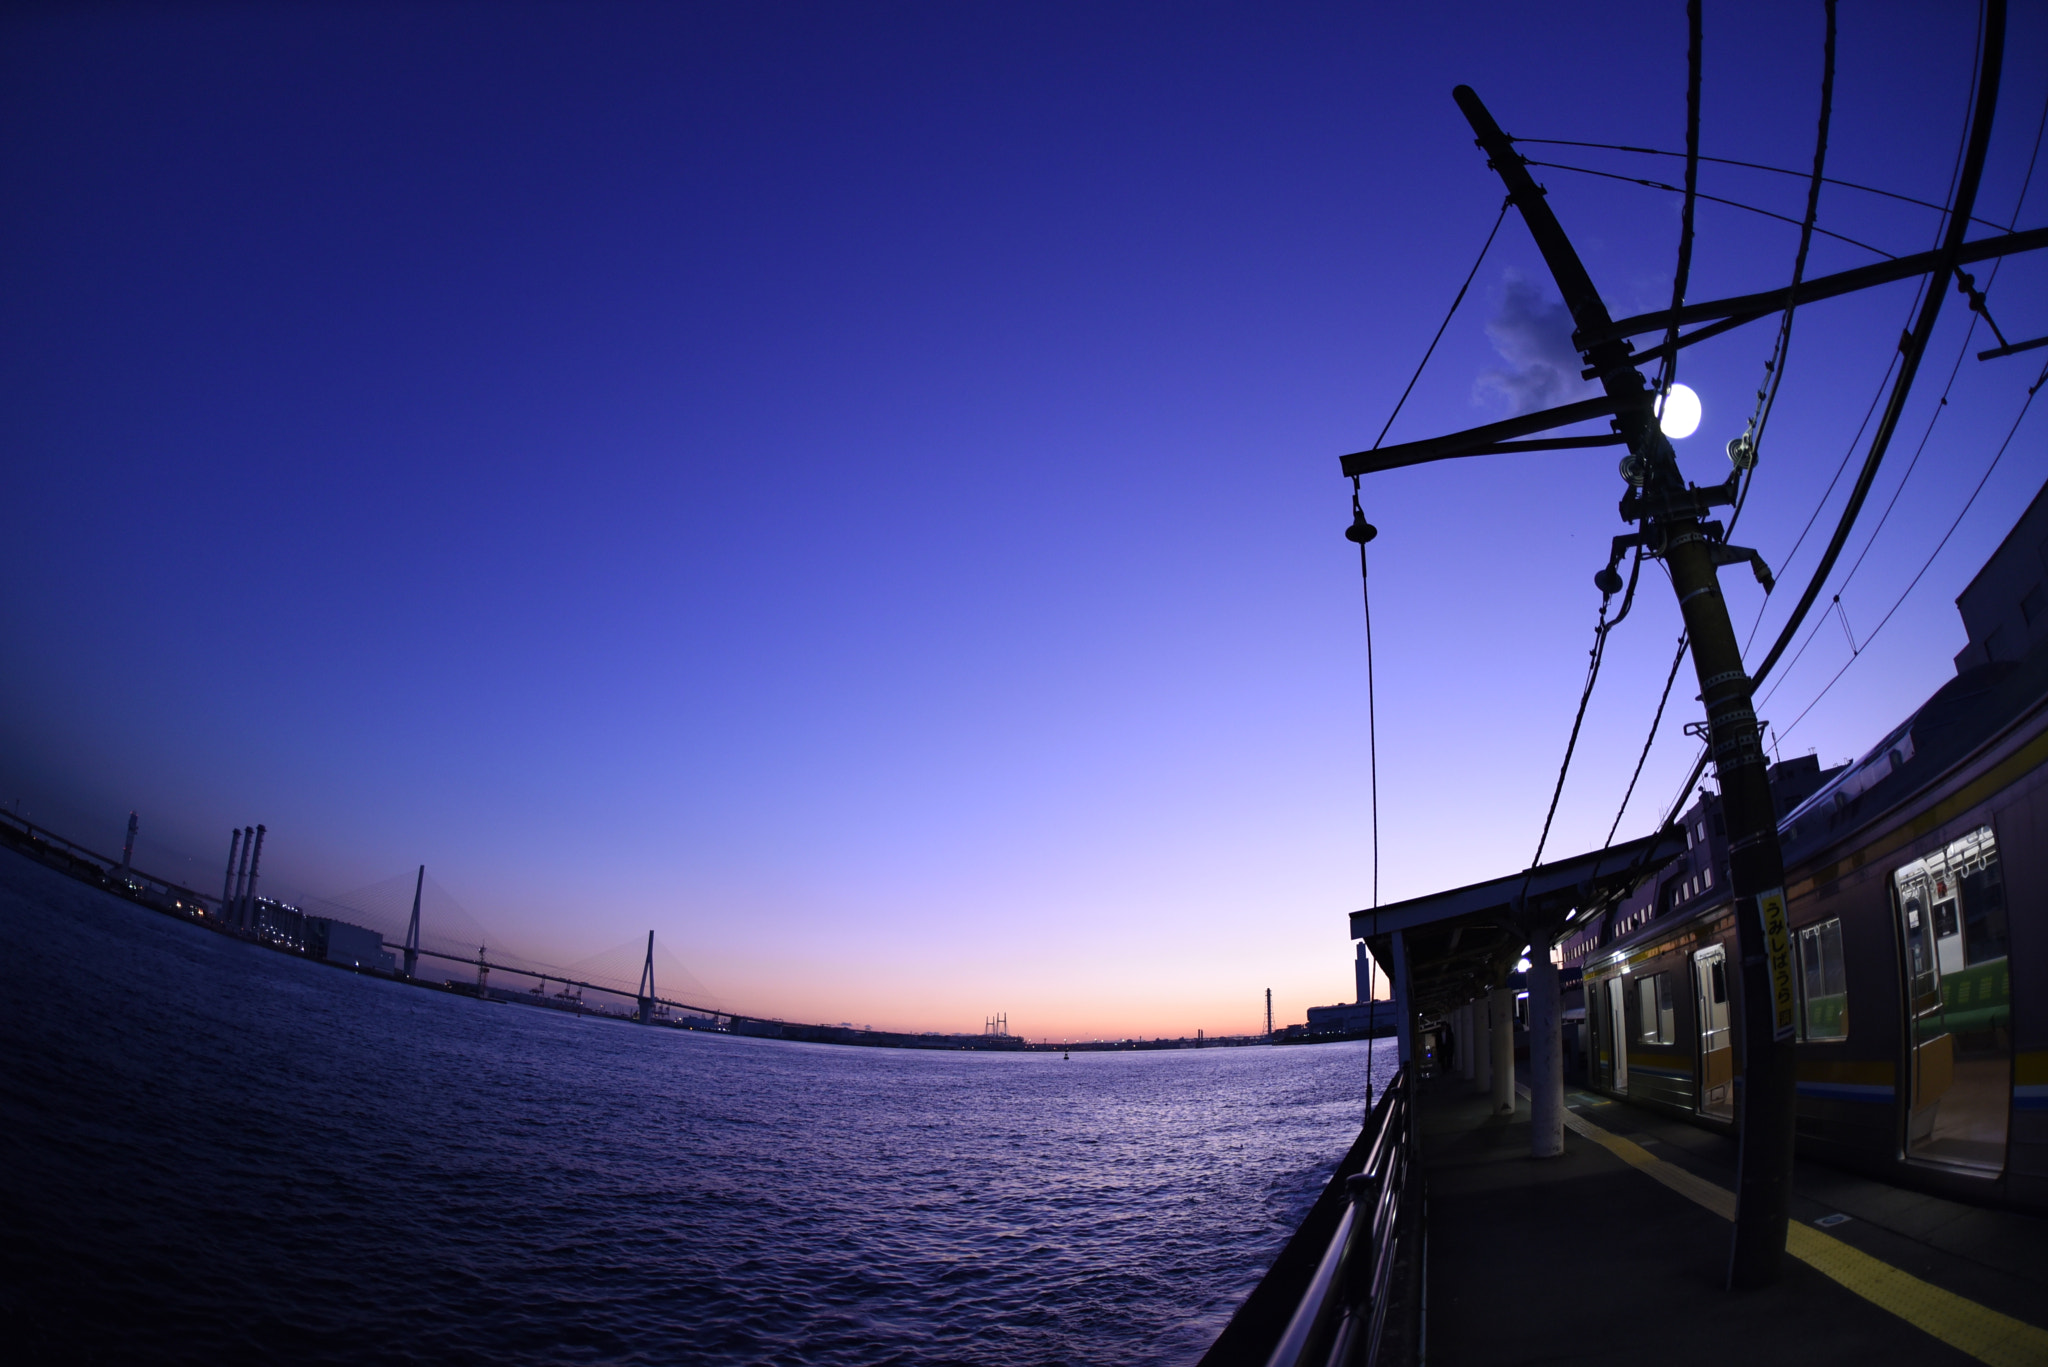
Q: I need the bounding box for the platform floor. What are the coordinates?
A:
[1419,1075,2048,1366]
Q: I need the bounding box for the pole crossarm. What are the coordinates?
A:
[1584,225,2048,347]
[1981,334,2048,361]
[1339,394,1636,477]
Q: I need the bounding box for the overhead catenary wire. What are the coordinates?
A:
[1351,200,1513,909]
[1747,0,2005,690]
[1654,0,1704,406]
[1759,80,2048,727]
[1774,355,2048,746]
[1506,140,2011,236]
[1524,2,1695,902]
[1369,199,1511,451]
[1519,159,1894,260]
[1605,0,1835,877]
[1728,0,1836,541]
[1620,0,2002,877]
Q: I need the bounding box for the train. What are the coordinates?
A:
[1566,480,2048,1211]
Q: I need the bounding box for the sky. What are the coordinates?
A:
[4,1,2044,1040]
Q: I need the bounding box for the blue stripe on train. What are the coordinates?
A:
[2015,1086,2048,1112]
[1795,1082,1894,1103]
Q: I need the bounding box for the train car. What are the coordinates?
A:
[1576,489,2048,1212]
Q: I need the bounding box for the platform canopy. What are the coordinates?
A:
[1350,827,1687,1017]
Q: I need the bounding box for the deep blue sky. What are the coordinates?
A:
[5,1,2043,1035]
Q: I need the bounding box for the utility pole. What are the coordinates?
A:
[1333,15,2006,1282]
[1452,85,1799,1288]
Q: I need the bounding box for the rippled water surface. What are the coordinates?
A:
[0,851,1387,1364]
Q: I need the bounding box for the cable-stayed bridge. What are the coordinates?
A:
[305,866,727,1025]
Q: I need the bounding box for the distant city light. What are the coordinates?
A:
[1657,383,1702,439]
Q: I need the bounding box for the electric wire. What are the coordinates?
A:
[1606,632,1690,846]
[1352,479,1381,911]
[1757,76,2047,722]
[1603,0,1821,879]
[1747,0,2004,690]
[1655,0,1704,405]
[1525,558,1637,885]
[1370,200,1512,450]
[1351,201,1513,909]
[1519,159,1894,259]
[1620,0,2001,882]
[1727,0,1836,541]
[1774,355,2048,746]
[1507,141,2011,236]
[1527,3,1695,905]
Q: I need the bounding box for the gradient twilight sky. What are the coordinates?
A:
[4,2,2044,1038]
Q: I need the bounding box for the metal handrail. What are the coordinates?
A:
[1264,1066,1412,1367]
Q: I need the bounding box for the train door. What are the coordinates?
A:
[1894,824,2010,1173]
[1694,945,1733,1120]
[1606,977,1629,1093]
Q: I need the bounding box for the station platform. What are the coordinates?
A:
[1419,1074,2048,1366]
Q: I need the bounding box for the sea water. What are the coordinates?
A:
[0,849,1390,1365]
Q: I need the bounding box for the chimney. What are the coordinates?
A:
[121,812,137,872]
[243,825,267,928]
[219,828,241,916]
[231,826,254,929]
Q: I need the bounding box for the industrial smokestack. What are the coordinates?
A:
[121,812,137,872]
[219,828,241,917]
[243,824,267,930]
[231,826,254,930]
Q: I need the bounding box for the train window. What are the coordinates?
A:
[1636,972,1675,1044]
[1892,825,2010,1172]
[1795,918,1848,1041]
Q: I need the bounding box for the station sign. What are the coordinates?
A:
[1759,887,1795,1041]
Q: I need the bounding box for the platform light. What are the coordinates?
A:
[1656,383,1702,439]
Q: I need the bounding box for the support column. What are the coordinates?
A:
[1489,987,1515,1116]
[1529,946,1564,1157]
[1471,994,1491,1093]
[1391,930,1414,1068]
[1457,1003,1474,1080]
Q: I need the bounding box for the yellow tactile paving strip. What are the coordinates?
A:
[1521,1086,2048,1367]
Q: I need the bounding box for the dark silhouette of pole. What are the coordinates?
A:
[1445,6,2005,1278]
[219,828,241,918]
[637,930,656,1024]
[1454,79,1799,1289]
[403,865,423,979]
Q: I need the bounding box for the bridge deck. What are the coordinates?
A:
[1419,1074,2048,1366]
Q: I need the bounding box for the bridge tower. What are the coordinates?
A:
[637,930,656,1024]
[402,865,423,978]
